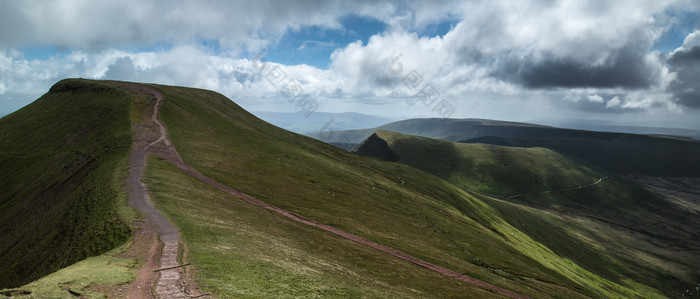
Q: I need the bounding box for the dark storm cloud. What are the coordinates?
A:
[492,45,657,89]
[667,46,700,108]
[0,0,398,51]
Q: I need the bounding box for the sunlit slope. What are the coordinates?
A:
[0,79,132,288]
[353,130,700,297]
[147,83,668,297]
[353,130,604,199]
[144,156,505,298]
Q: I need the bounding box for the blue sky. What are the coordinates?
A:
[652,10,699,52]
[1,0,700,128]
[265,15,389,68]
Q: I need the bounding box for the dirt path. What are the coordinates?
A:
[508,176,610,199]
[134,85,527,299]
[120,82,193,299]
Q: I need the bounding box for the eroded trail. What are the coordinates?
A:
[508,176,610,199]
[138,85,527,299]
[122,83,190,299]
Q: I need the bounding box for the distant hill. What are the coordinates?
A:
[306,118,547,146]
[531,119,700,140]
[309,118,700,176]
[252,111,393,133]
[461,131,700,176]
[355,131,603,198]
[353,130,700,297]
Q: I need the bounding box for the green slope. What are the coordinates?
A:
[353,130,700,297]
[144,156,506,298]
[0,79,132,288]
[355,131,603,199]
[144,83,675,297]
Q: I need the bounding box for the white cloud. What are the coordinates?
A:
[587,95,604,103]
[1,0,699,121]
[677,30,700,51]
[606,96,621,108]
[0,0,406,52]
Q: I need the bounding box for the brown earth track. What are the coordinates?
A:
[117,82,195,299]
[134,83,528,299]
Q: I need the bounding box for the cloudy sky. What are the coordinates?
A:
[1,0,699,129]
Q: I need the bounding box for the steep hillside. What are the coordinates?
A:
[0,79,132,288]
[359,131,603,198]
[310,118,700,176]
[353,130,700,296]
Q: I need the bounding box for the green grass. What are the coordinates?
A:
[144,156,506,298]
[369,130,603,199]
[0,79,133,288]
[358,129,700,297]
[1,242,138,299]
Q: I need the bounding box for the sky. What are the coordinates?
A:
[1,0,700,129]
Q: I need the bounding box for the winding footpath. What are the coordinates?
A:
[128,83,527,299]
[124,83,189,298]
[508,176,610,199]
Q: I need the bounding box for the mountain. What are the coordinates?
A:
[530,118,700,140]
[306,118,548,148]
[461,131,700,176]
[252,111,394,133]
[2,79,697,298]
[309,118,700,176]
[352,130,700,297]
[0,80,132,288]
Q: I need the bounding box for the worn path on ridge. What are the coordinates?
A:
[122,82,191,299]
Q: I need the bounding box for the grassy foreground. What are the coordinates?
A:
[0,243,137,299]
[145,156,505,298]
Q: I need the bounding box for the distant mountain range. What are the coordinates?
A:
[307,118,700,176]
[251,111,394,133]
[531,118,700,140]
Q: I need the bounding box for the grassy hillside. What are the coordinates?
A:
[144,157,507,298]
[462,133,700,176]
[359,131,603,199]
[141,83,679,297]
[0,79,133,288]
[353,130,700,297]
